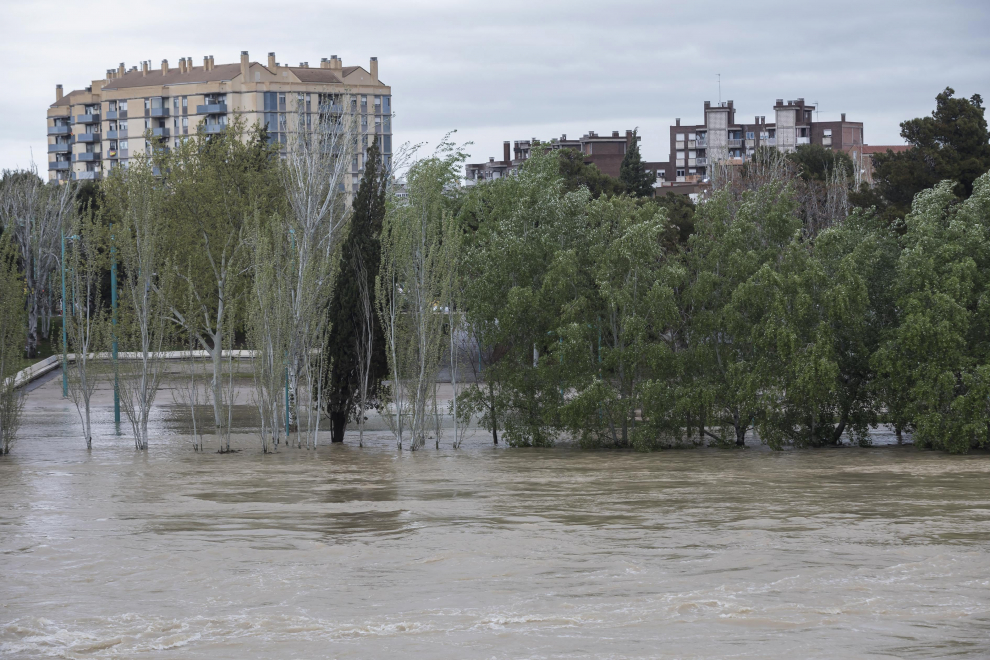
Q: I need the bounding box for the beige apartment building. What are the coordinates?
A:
[46,51,392,192]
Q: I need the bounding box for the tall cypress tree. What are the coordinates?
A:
[324,140,389,443]
[619,129,656,198]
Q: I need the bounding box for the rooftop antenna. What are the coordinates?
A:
[815,101,820,122]
[717,73,721,104]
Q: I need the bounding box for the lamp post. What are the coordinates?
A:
[60,230,80,398]
[110,224,119,424]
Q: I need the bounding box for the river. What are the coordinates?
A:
[1,376,989,658]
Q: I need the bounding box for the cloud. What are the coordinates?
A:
[2,0,988,171]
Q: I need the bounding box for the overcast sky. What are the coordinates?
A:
[2,0,988,172]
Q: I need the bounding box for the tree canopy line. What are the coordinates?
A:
[0,87,988,455]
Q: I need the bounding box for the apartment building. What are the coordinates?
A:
[46,51,392,193]
[658,98,865,188]
[465,130,638,185]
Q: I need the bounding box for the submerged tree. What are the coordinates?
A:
[0,168,74,358]
[278,98,355,448]
[103,157,172,451]
[324,139,388,445]
[62,210,108,449]
[378,139,463,450]
[0,233,26,455]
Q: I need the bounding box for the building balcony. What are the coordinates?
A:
[106,148,128,159]
[695,157,708,166]
[196,103,227,114]
[74,113,100,124]
[152,127,170,137]
[797,136,811,145]
[72,152,102,162]
[48,125,71,136]
[49,161,70,171]
[765,137,776,146]
[696,139,707,148]
[48,143,71,153]
[106,130,125,139]
[202,123,226,134]
[822,137,832,146]
[76,133,101,143]
[71,171,101,181]
[150,107,169,117]
[105,110,128,120]
[727,138,743,148]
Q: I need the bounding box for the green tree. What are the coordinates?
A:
[618,129,655,198]
[556,148,626,199]
[865,88,990,219]
[874,173,990,452]
[787,144,854,182]
[0,232,25,455]
[324,139,389,444]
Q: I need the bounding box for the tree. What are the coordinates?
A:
[787,144,854,183]
[102,157,172,451]
[163,120,279,452]
[63,210,108,449]
[378,139,464,450]
[0,233,25,455]
[874,173,990,452]
[618,129,655,198]
[556,148,626,199]
[278,100,354,448]
[866,88,990,219]
[324,139,388,444]
[0,168,74,358]
[559,195,677,447]
[458,151,587,447]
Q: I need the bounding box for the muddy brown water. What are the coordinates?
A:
[1,376,989,658]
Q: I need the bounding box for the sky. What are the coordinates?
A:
[2,0,989,172]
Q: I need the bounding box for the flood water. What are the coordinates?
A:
[2,376,990,658]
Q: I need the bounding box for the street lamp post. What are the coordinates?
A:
[60,230,80,398]
[110,224,119,424]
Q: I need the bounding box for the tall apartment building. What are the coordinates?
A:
[46,51,392,192]
[659,98,865,187]
[465,129,638,185]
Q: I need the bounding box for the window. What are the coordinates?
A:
[174,138,180,148]
[144,99,150,110]
[119,120,128,132]
[174,118,179,128]
[823,128,832,137]
[173,97,179,110]
[383,116,391,132]
[688,133,696,140]
[151,97,162,109]
[182,97,188,108]
[676,150,685,159]
[676,169,685,177]
[746,131,754,140]
[375,116,381,132]
[182,117,189,127]
[119,100,127,111]
[108,100,117,111]
[676,133,685,142]
[120,140,128,150]
[278,93,286,111]
[383,96,390,113]
[144,119,151,129]
[688,151,696,158]
[688,168,696,174]
[383,135,391,153]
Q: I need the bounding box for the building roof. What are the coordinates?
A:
[51,88,92,108]
[101,63,243,90]
[862,145,910,155]
[288,68,343,84]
